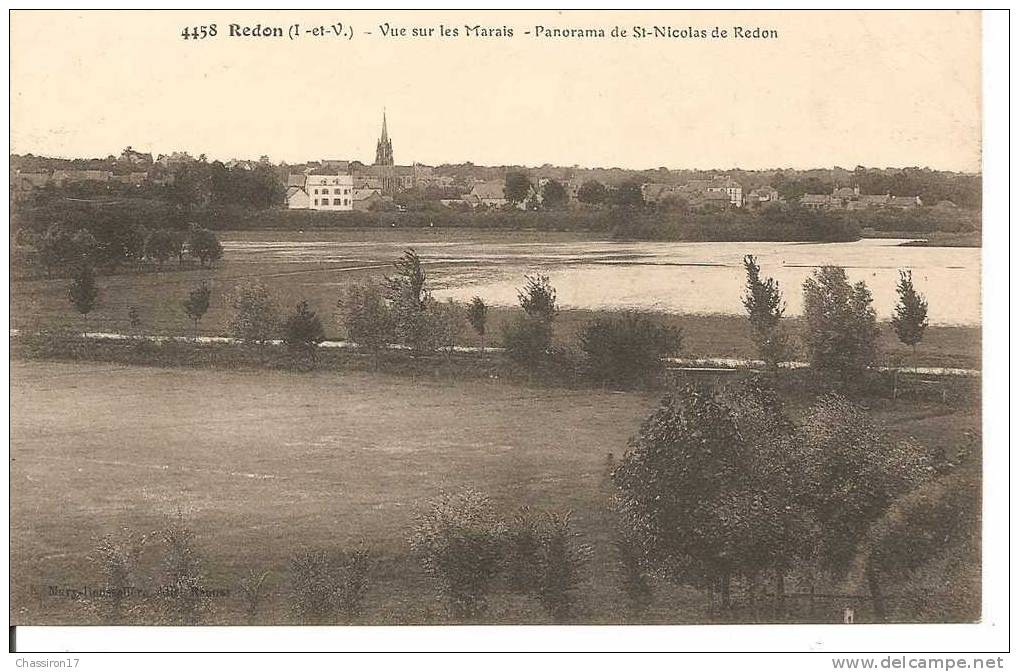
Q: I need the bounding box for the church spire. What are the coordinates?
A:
[375,109,394,167]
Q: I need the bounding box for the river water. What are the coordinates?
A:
[222,236,980,326]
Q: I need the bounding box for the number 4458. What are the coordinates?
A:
[182,24,217,40]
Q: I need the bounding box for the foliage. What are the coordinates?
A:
[157,512,208,625]
[228,281,280,346]
[68,264,99,325]
[579,311,682,388]
[612,382,811,602]
[182,282,211,336]
[385,248,433,352]
[288,543,372,624]
[892,270,929,351]
[186,227,223,267]
[802,266,879,376]
[517,273,558,322]
[577,180,608,205]
[338,279,395,362]
[504,171,532,204]
[790,394,938,576]
[466,296,488,352]
[504,507,541,592]
[238,569,272,624]
[430,298,465,359]
[85,530,150,623]
[540,179,568,209]
[613,526,653,614]
[410,489,504,620]
[742,254,789,367]
[501,314,554,367]
[282,300,326,353]
[533,511,592,621]
[143,228,179,267]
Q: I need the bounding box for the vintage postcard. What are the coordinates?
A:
[6,7,1006,659]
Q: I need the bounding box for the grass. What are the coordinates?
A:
[10,359,980,625]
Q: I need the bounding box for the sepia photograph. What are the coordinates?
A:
[5,6,1008,660]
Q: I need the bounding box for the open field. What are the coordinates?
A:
[10,360,980,624]
[11,229,980,369]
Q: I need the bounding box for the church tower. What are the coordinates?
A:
[374,110,396,195]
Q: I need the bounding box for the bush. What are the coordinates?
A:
[504,506,541,592]
[85,530,150,623]
[579,312,681,388]
[502,314,553,367]
[288,543,373,624]
[238,569,272,624]
[534,511,592,621]
[338,279,394,365]
[157,513,208,625]
[410,489,504,620]
[282,300,326,355]
[228,281,280,346]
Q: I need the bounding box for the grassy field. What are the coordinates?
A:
[10,359,980,625]
[10,229,980,369]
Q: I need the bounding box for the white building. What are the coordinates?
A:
[289,174,355,210]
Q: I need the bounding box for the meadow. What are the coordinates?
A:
[10,359,980,625]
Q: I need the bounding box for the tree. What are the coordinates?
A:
[385,249,432,352]
[579,311,682,388]
[517,273,557,322]
[144,228,178,268]
[182,282,211,338]
[410,489,503,620]
[228,281,280,346]
[790,394,937,579]
[430,298,465,361]
[891,269,929,370]
[187,227,223,267]
[577,180,607,205]
[465,296,488,356]
[504,171,532,205]
[801,266,879,376]
[282,300,326,359]
[338,279,394,369]
[613,382,809,607]
[609,180,645,209]
[742,254,789,368]
[68,263,99,334]
[540,179,568,210]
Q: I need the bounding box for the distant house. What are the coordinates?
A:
[352,188,384,211]
[679,175,743,208]
[52,169,113,185]
[800,193,832,210]
[304,174,354,210]
[469,180,508,207]
[746,186,780,208]
[120,147,153,165]
[114,172,149,185]
[287,174,307,189]
[888,195,923,209]
[286,186,310,209]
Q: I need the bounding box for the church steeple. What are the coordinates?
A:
[375,109,394,167]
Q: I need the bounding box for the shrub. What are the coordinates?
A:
[282,300,326,355]
[338,279,394,367]
[429,298,465,360]
[504,506,541,592]
[613,526,653,615]
[182,282,211,337]
[157,513,208,625]
[238,569,272,624]
[228,281,280,346]
[85,530,150,623]
[579,311,681,388]
[534,511,592,621]
[144,228,179,267]
[410,489,503,620]
[288,544,373,624]
[289,549,337,624]
[517,273,558,322]
[68,263,99,333]
[501,314,553,367]
[466,296,488,354]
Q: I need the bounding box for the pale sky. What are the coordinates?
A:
[10,10,982,171]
